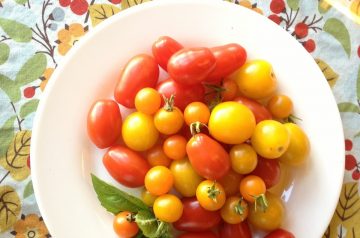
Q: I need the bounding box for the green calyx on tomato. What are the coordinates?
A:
[253,194,268,212]
[207,182,222,202]
[284,114,302,124]
[126,212,136,222]
[234,198,246,215]
[189,121,207,136]
[163,94,175,112]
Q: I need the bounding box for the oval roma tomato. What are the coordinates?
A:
[153,194,183,223]
[167,47,216,85]
[102,145,150,188]
[186,133,230,180]
[264,229,295,238]
[209,102,256,144]
[113,211,139,238]
[251,156,280,188]
[114,54,159,108]
[173,197,222,232]
[152,36,183,71]
[178,232,218,238]
[221,78,239,102]
[87,99,122,149]
[219,221,252,238]
[157,78,205,111]
[207,43,247,83]
[235,96,272,124]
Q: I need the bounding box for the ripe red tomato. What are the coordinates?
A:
[173,197,222,232]
[186,133,230,180]
[264,229,295,238]
[178,231,218,238]
[156,78,205,111]
[235,96,272,123]
[87,99,122,149]
[219,222,252,238]
[251,156,281,188]
[167,47,216,85]
[206,43,247,83]
[114,54,159,108]
[103,145,150,188]
[152,36,183,71]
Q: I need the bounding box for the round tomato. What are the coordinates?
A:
[207,43,247,83]
[114,54,159,108]
[154,194,183,223]
[231,59,277,99]
[146,144,171,167]
[157,78,205,111]
[103,145,150,188]
[251,156,280,188]
[239,175,266,203]
[251,120,290,159]
[186,133,230,180]
[113,211,139,238]
[221,78,238,101]
[196,180,226,211]
[235,96,272,123]
[230,144,258,174]
[135,87,161,115]
[219,221,252,238]
[87,99,122,149]
[178,232,218,238]
[154,96,184,135]
[279,123,310,166]
[218,170,243,196]
[267,95,293,119]
[173,197,222,232]
[220,196,249,224]
[170,158,203,197]
[145,166,174,196]
[152,36,183,71]
[122,112,159,151]
[168,47,216,85]
[248,192,284,231]
[141,189,158,206]
[209,102,255,144]
[184,102,211,126]
[264,229,295,238]
[163,135,187,160]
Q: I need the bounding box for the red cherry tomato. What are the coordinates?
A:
[156,78,205,111]
[186,133,230,180]
[264,229,295,238]
[152,36,183,71]
[103,145,150,188]
[87,99,122,149]
[219,222,252,238]
[173,197,222,232]
[178,231,218,238]
[206,43,247,83]
[251,156,281,188]
[235,96,272,123]
[167,47,216,85]
[114,54,159,108]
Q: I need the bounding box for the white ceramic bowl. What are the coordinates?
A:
[31,1,344,237]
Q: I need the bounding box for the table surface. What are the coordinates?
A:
[0,0,359,237]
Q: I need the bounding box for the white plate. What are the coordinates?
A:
[31,1,345,237]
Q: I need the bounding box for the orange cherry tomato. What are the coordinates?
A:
[218,170,243,196]
[163,135,187,160]
[240,175,266,203]
[113,211,139,238]
[135,87,161,115]
[146,144,171,167]
[267,95,293,119]
[184,102,211,126]
[145,166,174,196]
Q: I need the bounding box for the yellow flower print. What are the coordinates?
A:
[56,23,88,56]
[11,214,50,238]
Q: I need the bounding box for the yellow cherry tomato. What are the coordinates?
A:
[135,88,161,115]
[230,60,277,99]
[230,144,258,174]
[240,175,266,203]
[248,192,285,231]
[220,196,249,224]
[145,166,174,196]
[267,95,293,119]
[209,102,256,144]
[184,102,211,125]
[154,96,184,135]
[122,112,159,151]
[279,123,310,166]
[153,194,183,223]
[141,189,158,207]
[196,180,226,211]
[251,120,290,159]
[170,158,203,197]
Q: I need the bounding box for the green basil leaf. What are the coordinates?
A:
[135,210,173,238]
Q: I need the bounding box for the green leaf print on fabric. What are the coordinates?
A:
[20,99,40,119]
[287,0,299,10]
[338,102,360,113]
[318,0,332,14]
[0,116,15,158]
[0,18,32,43]
[15,0,28,4]
[23,180,34,198]
[0,74,20,102]
[0,43,10,65]
[323,18,351,57]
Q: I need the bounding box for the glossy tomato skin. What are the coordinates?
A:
[103,145,150,188]
[207,43,247,83]
[251,156,281,188]
[168,47,216,85]
[157,78,205,111]
[235,96,272,124]
[173,197,222,232]
[264,229,295,238]
[114,54,159,108]
[219,222,252,238]
[152,36,183,71]
[178,231,218,238]
[186,133,230,180]
[87,99,122,149]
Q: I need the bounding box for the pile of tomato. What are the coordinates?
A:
[87,36,310,238]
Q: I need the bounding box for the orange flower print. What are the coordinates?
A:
[56,23,88,56]
[11,214,50,238]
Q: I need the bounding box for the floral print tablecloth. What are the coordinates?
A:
[0,0,359,237]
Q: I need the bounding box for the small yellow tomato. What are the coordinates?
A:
[135,88,161,115]
[154,194,183,223]
[145,166,173,196]
[141,189,158,207]
[154,96,184,135]
[220,196,249,224]
[230,144,258,174]
[267,95,293,119]
[196,180,226,211]
[184,102,211,125]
